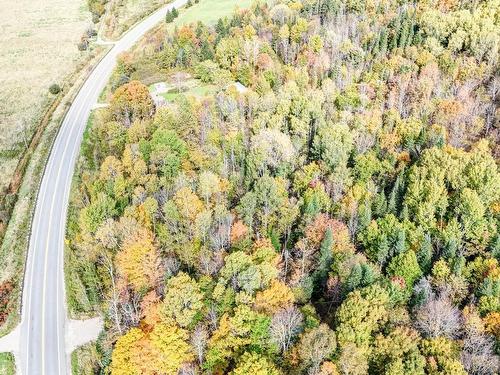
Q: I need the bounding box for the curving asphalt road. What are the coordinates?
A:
[19,1,187,373]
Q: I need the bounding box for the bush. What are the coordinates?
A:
[86,27,97,38]
[78,34,90,51]
[0,280,13,326]
[49,84,61,95]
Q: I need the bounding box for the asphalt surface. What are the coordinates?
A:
[18,1,187,373]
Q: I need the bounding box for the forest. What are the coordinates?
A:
[66,0,500,373]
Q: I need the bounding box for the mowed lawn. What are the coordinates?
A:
[160,83,216,100]
[0,0,90,190]
[171,0,255,27]
[0,353,15,375]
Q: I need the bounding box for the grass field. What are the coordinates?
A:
[102,0,171,39]
[161,84,216,100]
[170,0,254,27]
[0,353,15,375]
[0,0,91,192]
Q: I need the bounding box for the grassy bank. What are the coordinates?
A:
[0,353,15,375]
[65,109,105,319]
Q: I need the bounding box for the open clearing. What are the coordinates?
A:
[171,0,254,26]
[0,0,91,191]
[149,75,216,104]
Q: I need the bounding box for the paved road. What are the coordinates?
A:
[19,1,187,373]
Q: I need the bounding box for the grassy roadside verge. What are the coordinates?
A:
[65,109,105,320]
[0,45,110,338]
[0,353,15,375]
[66,109,110,375]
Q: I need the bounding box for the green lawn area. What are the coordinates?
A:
[0,353,15,375]
[160,83,216,100]
[171,0,255,27]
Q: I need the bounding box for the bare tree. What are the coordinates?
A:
[414,294,461,338]
[413,277,434,307]
[461,325,500,375]
[100,252,122,334]
[338,343,369,375]
[298,323,337,374]
[178,362,197,375]
[191,324,208,365]
[165,256,181,279]
[120,288,141,328]
[270,306,304,353]
[206,305,218,332]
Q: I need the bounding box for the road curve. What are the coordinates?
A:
[19,1,187,373]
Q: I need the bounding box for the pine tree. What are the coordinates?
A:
[417,234,433,274]
[443,237,458,259]
[361,264,375,286]
[165,10,174,23]
[378,236,390,266]
[491,235,500,262]
[358,203,372,232]
[406,18,415,47]
[388,185,398,215]
[344,264,363,294]
[398,15,411,48]
[393,229,406,255]
[315,228,333,287]
[371,33,380,57]
[379,29,388,56]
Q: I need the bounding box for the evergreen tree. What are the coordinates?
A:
[417,234,433,274]
[393,229,406,255]
[344,264,363,295]
[378,236,390,267]
[379,29,388,55]
[165,10,174,23]
[315,228,334,287]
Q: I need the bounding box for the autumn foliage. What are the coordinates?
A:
[66,0,500,373]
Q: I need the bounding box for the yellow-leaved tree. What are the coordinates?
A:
[115,228,160,292]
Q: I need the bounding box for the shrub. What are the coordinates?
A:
[49,84,61,95]
[78,36,89,51]
[0,280,13,326]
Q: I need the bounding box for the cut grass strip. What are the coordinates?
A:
[0,352,15,375]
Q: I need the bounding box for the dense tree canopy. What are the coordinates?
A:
[67,0,500,373]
